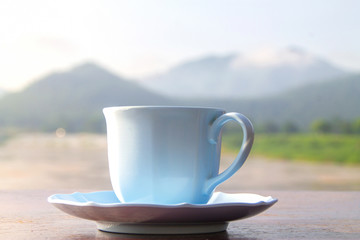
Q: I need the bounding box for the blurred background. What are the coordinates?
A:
[0,0,359,192]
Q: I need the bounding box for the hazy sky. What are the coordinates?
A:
[1,0,359,91]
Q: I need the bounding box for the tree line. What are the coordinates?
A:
[256,118,360,134]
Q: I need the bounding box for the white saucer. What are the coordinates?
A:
[48,191,277,234]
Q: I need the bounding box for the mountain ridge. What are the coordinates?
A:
[0,60,358,132]
[138,47,348,99]
[181,73,360,128]
[0,62,172,132]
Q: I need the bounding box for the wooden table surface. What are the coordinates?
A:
[1,190,359,239]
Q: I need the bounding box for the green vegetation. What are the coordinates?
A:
[222,132,360,165]
[255,118,360,134]
[310,118,360,134]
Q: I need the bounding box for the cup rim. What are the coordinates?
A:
[103,106,225,112]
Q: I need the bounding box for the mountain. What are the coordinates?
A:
[183,74,360,129]
[138,47,348,99]
[0,62,172,132]
[0,61,358,133]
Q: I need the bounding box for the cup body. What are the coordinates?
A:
[103,106,225,204]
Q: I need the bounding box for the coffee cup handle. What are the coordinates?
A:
[206,112,254,194]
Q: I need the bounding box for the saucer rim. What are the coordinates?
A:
[48,190,278,208]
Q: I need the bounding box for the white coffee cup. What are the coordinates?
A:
[103,106,254,204]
